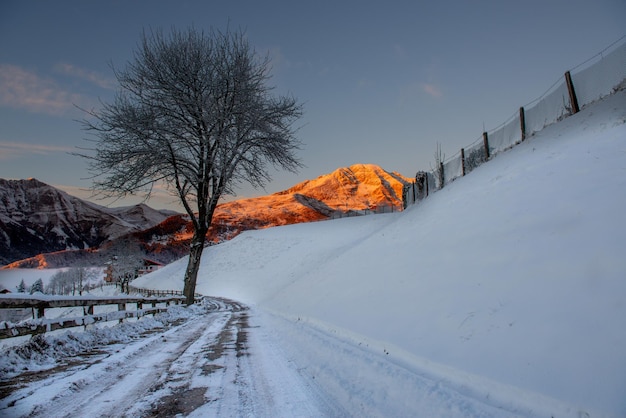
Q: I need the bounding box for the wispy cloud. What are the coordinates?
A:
[54,62,116,89]
[0,141,75,160]
[0,64,84,115]
[422,83,443,99]
[397,81,445,107]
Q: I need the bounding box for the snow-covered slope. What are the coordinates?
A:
[134,90,626,417]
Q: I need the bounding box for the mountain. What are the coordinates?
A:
[1,164,412,268]
[205,164,412,241]
[0,179,174,266]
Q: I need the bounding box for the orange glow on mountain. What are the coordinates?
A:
[206,164,413,242]
[5,253,51,269]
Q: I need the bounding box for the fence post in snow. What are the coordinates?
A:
[33,306,45,319]
[461,148,466,176]
[483,132,490,160]
[118,303,125,323]
[519,107,526,141]
[439,161,445,189]
[415,171,428,201]
[564,71,580,114]
[84,305,94,330]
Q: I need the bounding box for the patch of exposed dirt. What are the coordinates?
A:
[201,310,249,363]
[144,386,208,417]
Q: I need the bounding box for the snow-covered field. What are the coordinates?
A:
[134,89,626,417]
[1,89,625,417]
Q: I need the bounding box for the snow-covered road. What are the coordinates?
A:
[1,297,596,417]
[0,299,344,418]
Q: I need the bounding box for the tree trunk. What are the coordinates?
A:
[183,230,206,305]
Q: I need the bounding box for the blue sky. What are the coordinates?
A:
[0,0,624,210]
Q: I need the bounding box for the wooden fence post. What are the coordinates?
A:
[85,305,94,330]
[483,132,490,160]
[564,71,580,114]
[460,148,466,176]
[118,303,125,323]
[519,107,526,141]
[439,161,445,189]
[33,306,45,319]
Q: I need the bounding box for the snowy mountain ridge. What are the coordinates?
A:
[0,179,173,266]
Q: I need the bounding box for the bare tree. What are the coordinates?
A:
[47,267,97,295]
[78,27,303,304]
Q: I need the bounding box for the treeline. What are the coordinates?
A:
[13,267,104,296]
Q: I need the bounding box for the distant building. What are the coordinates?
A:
[104,261,116,283]
[137,259,164,276]
[104,258,164,282]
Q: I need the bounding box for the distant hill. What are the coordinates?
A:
[1,164,413,268]
[0,178,174,266]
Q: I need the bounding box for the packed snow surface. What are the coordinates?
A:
[135,90,626,417]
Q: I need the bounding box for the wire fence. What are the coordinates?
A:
[404,36,626,205]
[330,203,400,219]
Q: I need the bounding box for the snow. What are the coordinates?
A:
[134,89,626,417]
[1,89,625,417]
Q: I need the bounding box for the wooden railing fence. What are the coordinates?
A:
[127,285,202,299]
[0,293,201,339]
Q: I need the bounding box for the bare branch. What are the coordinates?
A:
[76,26,303,303]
